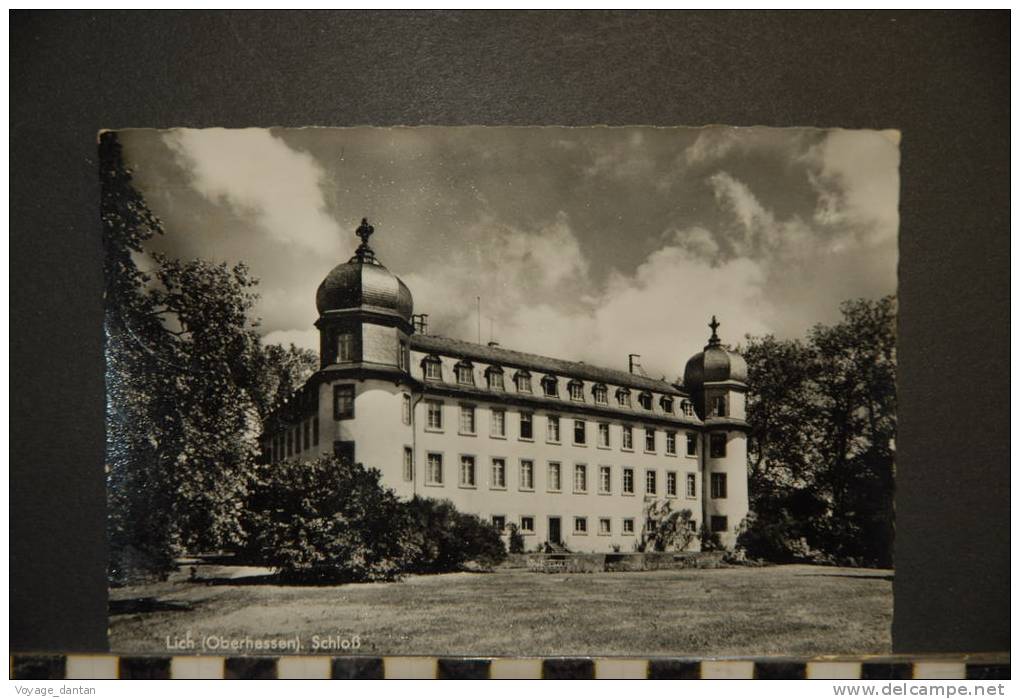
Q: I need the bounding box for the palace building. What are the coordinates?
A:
[261,219,750,551]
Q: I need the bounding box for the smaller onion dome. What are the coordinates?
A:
[683,315,748,392]
[315,218,414,320]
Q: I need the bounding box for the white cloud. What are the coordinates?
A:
[262,328,319,352]
[163,128,345,256]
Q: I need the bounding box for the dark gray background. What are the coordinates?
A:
[10,10,1009,654]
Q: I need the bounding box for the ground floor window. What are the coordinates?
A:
[622,518,635,534]
[574,516,588,534]
[492,515,506,532]
[711,515,728,533]
[520,516,535,533]
[598,518,612,535]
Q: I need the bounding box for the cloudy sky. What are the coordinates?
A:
[119,126,899,382]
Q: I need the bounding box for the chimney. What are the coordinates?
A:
[412,313,429,334]
[628,353,642,375]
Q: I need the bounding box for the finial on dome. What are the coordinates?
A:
[708,315,721,346]
[354,217,376,263]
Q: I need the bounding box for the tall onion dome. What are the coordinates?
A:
[683,315,747,420]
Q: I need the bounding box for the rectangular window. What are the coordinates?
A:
[711,472,728,499]
[569,381,584,401]
[398,340,408,371]
[546,415,560,443]
[667,471,677,497]
[645,469,657,495]
[686,432,698,457]
[548,462,562,492]
[599,518,612,535]
[573,463,587,493]
[574,516,588,534]
[460,455,476,487]
[491,409,506,437]
[598,422,610,448]
[666,431,677,455]
[401,393,412,425]
[403,447,414,482]
[520,515,535,533]
[333,440,355,463]
[573,419,586,445]
[333,385,355,420]
[520,412,534,440]
[686,473,697,498]
[426,453,443,485]
[542,377,558,397]
[312,416,319,446]
[623,467,634,494]
[622,425,633,451]
[644,427,656,452]
[713,396,727,417]
[337,332,355,363]
[622,518,635,534]
[456,364,474,385]
[426,400,443,431]
[492,515,506,532]
[491,458,507,489]
[711,515,728,533]
[710,432,727,458]
[599,465,612,494]
[459,404,476,434]
[519,459,534,491]
[487,370,504,391]
[424,358,442,380]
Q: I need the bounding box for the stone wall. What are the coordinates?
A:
[508,551,725,573]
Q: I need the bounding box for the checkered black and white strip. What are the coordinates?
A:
[9,655,1010,680]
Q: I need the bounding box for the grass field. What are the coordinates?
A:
[109,563,892,657]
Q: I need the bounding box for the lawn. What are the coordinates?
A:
[109,563,892,657]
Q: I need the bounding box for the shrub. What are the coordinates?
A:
[507,523,525,554]
[638,500,696,552]
[399,497,506,572]
[699,522,723,552]
[246,455,409,582]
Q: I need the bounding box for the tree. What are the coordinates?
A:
[638,500,696,552]
[103,132,267,581]
[247,455,410,582]
[740,296,896,567]
[251,343,318,421]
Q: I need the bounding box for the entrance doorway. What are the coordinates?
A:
[548,516,561,545]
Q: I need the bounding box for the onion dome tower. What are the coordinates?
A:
[683,316,749,550]
[315,218,414,371]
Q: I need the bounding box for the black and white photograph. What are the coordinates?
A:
[103,125,899,659]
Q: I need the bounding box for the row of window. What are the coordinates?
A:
[405,449,729,499]
[266,415,320,462]
[419,399,729,457]
[420,356,702,416]
[489,514,730,536]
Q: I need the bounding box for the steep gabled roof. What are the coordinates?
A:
[410,334,686,396]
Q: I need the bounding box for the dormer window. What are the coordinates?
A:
[485,366,505,391]
[454,361,475,386]
[638,391,653,411]
[514,370,532,393]
[616,387,632,407]
[541,375,558,398]
[593,383,608,405]
[660,396,674,414]
[681,400,694,417]
[422,355,442,381]
[567,379,584,402]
